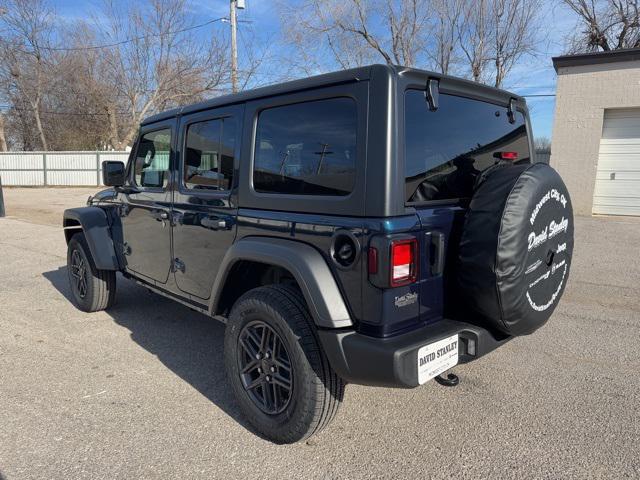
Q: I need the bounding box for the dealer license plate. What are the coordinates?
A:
[417,334,459,385]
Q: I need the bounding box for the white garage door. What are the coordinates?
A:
[593,109,640,216]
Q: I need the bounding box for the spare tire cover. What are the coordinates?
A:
[457,163,574,336]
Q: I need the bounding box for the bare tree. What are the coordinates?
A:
[562,0,640,52]
[279,0,431,72]
[0,0,236,151]
[535,136,551,150]
[278,0,376,75]
[43,39,118,150]
[281,0,541,87]
[0,0,55,149]
[429,0,465,75]
[384,0,432,66]
[0,0,547,151]
[491,0,542,87]
[3,98,39,150]
[457,0,542,87]
[96,0,231,149]
[458,0,492,83]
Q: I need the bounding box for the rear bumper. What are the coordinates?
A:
[318,319,511,388]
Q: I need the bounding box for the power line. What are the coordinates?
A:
[521,94,556,97]
[29,16,227,52]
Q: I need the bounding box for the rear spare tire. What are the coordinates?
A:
[457,163,574,336]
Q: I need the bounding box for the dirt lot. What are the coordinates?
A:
[1,188,639,479]
[0,187,97,226]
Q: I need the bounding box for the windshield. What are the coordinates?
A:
[404,89,530,203]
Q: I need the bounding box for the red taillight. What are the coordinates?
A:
[498,151,518,160]
[390,238,417,286]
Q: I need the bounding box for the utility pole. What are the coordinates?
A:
[230,0,238,93]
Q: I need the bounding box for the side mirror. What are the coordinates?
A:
[102,161,126,187]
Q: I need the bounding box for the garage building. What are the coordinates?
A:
[552,48,640,216]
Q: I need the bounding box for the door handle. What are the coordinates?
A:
[153,210,169,227]
[201,217,227,230]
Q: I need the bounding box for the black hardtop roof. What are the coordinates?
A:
[141,64,524,126]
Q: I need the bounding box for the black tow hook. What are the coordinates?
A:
[434,372,459,387]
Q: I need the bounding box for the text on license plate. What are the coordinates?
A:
[417,334,459,385]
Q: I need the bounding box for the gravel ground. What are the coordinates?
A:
[0,188,639,479]
[0,187,96,226]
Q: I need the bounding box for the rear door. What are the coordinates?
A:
[120,121,175,284]
[171,105,243,301]
[403,89,532,322]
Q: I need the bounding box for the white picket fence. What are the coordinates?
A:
[0,151,129,186]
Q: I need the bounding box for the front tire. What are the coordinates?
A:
[224,285,344,444]
[67,233,116,312]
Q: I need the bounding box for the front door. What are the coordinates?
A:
[119,121,175,284]
[171,106,242,300]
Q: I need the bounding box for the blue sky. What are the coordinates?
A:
[52,0,578,140]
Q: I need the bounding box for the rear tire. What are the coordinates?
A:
[67,233,116,312]
[224,285,344,444]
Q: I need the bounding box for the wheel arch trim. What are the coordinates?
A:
[210,237,353,329]
[63,207,119,271]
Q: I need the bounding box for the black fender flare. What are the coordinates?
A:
[209,237,353,329]
[63,207,120,271]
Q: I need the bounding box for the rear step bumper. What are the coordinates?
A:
[318,319,512,388]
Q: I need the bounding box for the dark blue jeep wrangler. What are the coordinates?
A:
[63,65,574,443]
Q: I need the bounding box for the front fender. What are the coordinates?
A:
[63,207,119,271]
[210,237,353,329]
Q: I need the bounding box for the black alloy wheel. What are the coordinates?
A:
[223,285,345,443]
[237,320,293,415]
[70,248,88,299]
[66,233,116,312]
[224,285,344,443]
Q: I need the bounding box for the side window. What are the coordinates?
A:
[134,129,171,188]
[184,117,236,191]
[253,97,357,196]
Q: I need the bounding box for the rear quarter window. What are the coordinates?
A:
[405,90,530,203]
[253,97,357,196]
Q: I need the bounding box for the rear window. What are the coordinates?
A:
[253,97,357,196]
[405,89,530,203]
